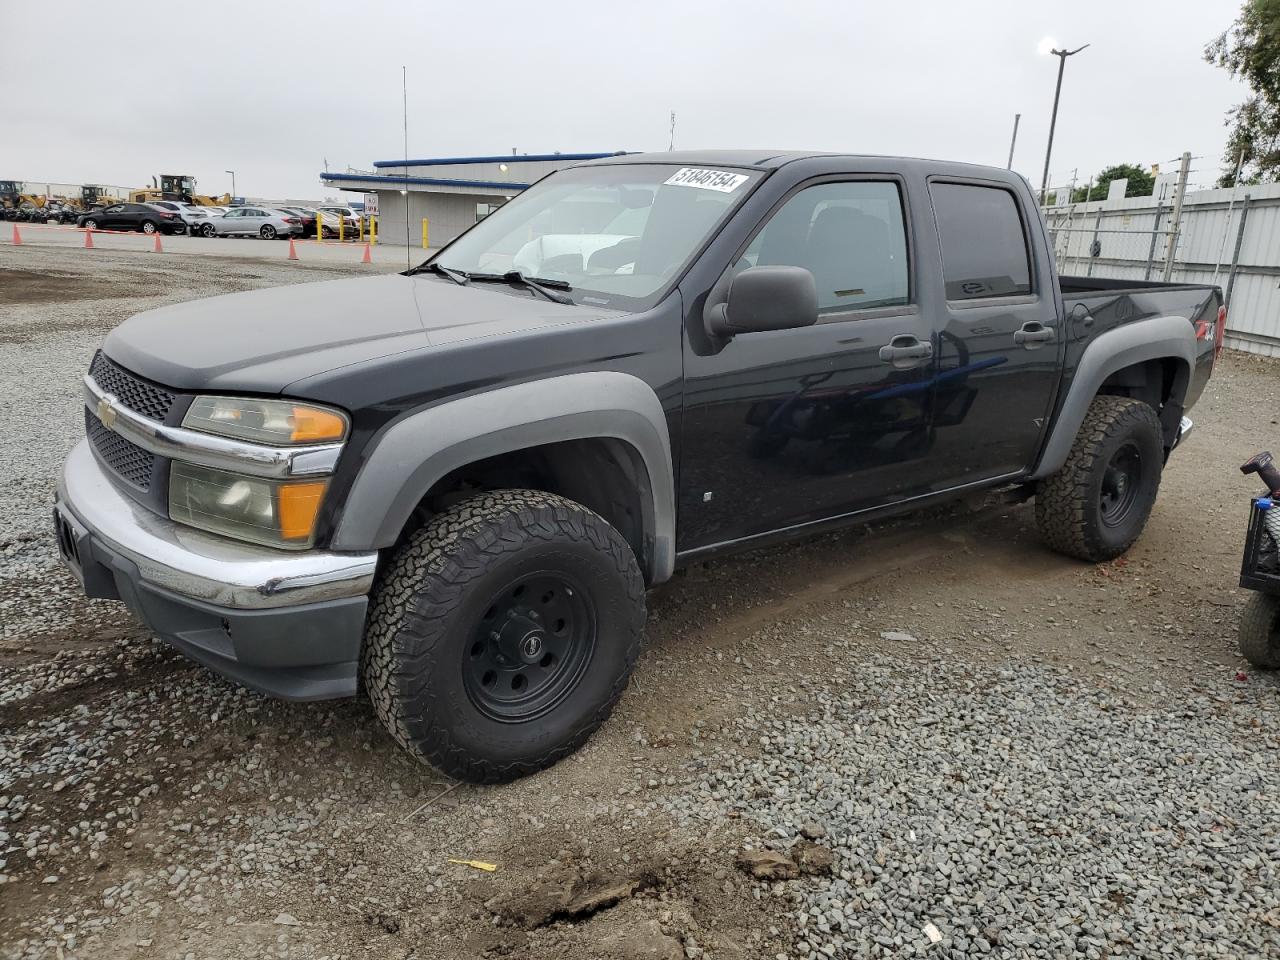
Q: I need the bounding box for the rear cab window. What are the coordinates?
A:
[928,182,1032,301]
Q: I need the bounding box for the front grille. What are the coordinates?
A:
[89,351,176,422]
[86,409,154,490]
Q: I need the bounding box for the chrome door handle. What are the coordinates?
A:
[1013,321,1055,348]
[878,335,933,368]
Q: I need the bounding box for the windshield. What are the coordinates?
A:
[430,163,763,310]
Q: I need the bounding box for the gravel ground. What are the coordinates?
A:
[1,244,1279,959]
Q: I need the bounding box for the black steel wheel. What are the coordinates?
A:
[1099,441,1143,527]
[1036,395,1163,562]
[463,573,596,722]
[362,489,646,783]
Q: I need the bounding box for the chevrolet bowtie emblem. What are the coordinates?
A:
[97,395,118,431]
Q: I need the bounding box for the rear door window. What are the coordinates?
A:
[929,182,1032,300]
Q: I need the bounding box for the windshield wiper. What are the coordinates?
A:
[469,270,574,304]
[408,261,469,285]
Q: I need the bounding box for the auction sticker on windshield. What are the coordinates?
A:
[664,168,749,192]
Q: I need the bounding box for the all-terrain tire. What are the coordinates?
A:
[1035,395,1164,562]
[1239,592,1280,669]
[362,489,646,783]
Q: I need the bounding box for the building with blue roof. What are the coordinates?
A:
[320,151,624,248]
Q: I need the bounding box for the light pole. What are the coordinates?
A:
[225,170,236,199]
[1038,42,1089,202]
[1007,113,1021,170]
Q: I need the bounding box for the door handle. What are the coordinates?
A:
[1013,321,1055,348]
[878,335,933,367]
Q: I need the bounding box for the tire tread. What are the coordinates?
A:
[361,489,645,784]
[1239,592,1280,669]
[1036,395,1162,562]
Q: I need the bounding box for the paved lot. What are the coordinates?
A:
[1,243,1278,959]
[3,221,429,268]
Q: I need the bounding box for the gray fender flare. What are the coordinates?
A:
[1031,314,1195,479]
[331,371,676,583]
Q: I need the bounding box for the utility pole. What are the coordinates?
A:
[224,170,236,199]
[669,111,676,151]
[1007,113,1021,169]
[1039,44,1090,201]
[1162,151,1192,282]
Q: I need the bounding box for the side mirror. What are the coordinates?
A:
[706,265,818,338]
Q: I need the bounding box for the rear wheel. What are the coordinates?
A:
[260,224,277,239]
[1239,593,1280,669]
[141,220,157,234]
[362,490,646,783]
[1035,395,1164,562]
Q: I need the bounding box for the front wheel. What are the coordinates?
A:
[1239,593,1280,669]
[1035,395,1164,562]
[200,223,217,238]
[260,224,277,239]
[83,219,98,231]
[362,490,646,783]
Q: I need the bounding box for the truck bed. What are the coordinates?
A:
[1057,274,1223,414]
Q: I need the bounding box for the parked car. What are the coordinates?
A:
[146,200,213,235]
[76,202,185,235]
[277,206,319,238]
[317,205,361,238]
[54,151,1222,784]
[197,206,303,239]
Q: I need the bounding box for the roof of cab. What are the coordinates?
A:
[581,150,1024,182]
[582,150,818,170]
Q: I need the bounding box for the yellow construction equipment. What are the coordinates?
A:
[129,174,226,205]
[0,181,47,220]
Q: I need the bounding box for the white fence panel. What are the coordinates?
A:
[1044,183,1280,356]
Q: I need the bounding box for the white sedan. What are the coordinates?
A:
[198,207,303,239]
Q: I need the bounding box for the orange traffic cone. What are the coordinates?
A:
[84,228,95,249]
[361,242,372,264]
[151,232,164,253]
[11,224,22,245]
[288,238,299,261]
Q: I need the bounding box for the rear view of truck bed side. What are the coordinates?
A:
[1052,274,1223,453]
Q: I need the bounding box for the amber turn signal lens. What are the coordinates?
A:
[278,481,328,541]
[290,406,347,443]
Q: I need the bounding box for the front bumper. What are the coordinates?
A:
[54,440,377,699]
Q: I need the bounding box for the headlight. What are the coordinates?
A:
[183,396,348,445]
[169,462,328,549]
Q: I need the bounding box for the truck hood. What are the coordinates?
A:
[102,273,611,394]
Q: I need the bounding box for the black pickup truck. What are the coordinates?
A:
[55,151,1222,782]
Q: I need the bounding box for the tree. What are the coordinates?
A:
[1069,164,1156,203]
[1205,0,1280,187]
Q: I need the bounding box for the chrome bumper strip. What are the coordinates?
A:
[1174,415,1193,448]
[58,440,376,609]
[83,375,343,479]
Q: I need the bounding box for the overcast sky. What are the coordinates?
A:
[5,0,1250,201]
